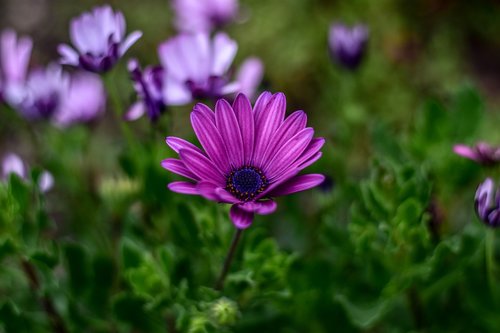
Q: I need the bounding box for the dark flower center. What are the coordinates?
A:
[226,166,268,202]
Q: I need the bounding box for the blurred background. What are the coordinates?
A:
[1,0,500,332]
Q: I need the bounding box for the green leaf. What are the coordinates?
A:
[335,294,393,329]
[64,243,89,294]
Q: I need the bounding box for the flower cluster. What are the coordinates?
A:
[1,153,53,193]
[162,92,325,228]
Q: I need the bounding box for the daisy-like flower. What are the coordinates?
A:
[159,32,239,105]
[475,178,500,227]
[172,0,239,32]
[328,22,369,70]
[125,58,165,122]
[453,142,500,166]
[162,92,325,228]
[58,5,142,73]
[0,29,32,105]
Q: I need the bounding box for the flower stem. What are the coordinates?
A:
[214,228,243,291]
[104,71,134,147]
[486,228,496,302]
[21,259,68,333]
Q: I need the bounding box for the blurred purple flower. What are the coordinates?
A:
[2,153,26,180]
[172,0,239,32]
[1,153,53,192]
[453,142,500,166]
[54,72,106,127]
[328,23,369,70]
[16,64,105,127]
[125,59,165,122]
[0,29,32,105]
[58,5,142,73]
[475,178,500,227]
[162,92,325,229]
[159,32,238,105]
[235,57,264,101]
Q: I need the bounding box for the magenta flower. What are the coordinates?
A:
[475,178,500,227]
[172,0,239,32]
[328,23,369,70]
[453,142,500,166]
[58,5,142,73]
[125,59,165,122]
[162,92,325,229]
[0,29,32,105]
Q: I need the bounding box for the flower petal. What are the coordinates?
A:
[230,204,254,229]
[236,57,264,100]
[191,109,230,174]
[196,181,219,201]
[179,148,225,185]
[253,93,286,167]
[124,101,145,121]
[58,44,79,66]
[211,32,237,76]
[165,136,203,154]
[261,111,307,165]
[161,158,199,180]
[233,93,255,165]
[238,200,277,215]
[268,174,325,197]
[119,30,143,56]
[168,181,198,195]
[252,91,272,119]
[215,188,239,203]
[264,128,314,180]
[453,144,478,161]
[215,99,244,167]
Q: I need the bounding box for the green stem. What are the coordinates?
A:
[214,229,243,291]
[486,228,496,301]
[104,71,135,147]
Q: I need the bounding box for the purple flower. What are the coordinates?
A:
[1,153,53,193]
[162,92,325,229]
[125,59,165,122]
[453,142,500,166]
[475,178,500,227]
[328,23,369,70]
[0,29,32,105]
[235,57,264,101]
[54,72,106,127]
[172,0,239,32]
[158,32,239,105]
[16,64,105,127]
[58,5,142,73]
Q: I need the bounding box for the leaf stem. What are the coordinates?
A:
[486,228,496,302]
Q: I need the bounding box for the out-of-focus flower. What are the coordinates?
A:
[172,0,239,32]
[1,153,26,180]
[162,92,325,229]
[58,5,142,73]
[328,22,369,70]
[1,153,53,193]
[453,142,500,166]
[54,72,106,127]
[235,57,263,101]
[475,178,500,227]
[15,64,105,127]
[0,29,32,105]
[18,64,69,120]
[125,59,165,122]
[159,32,248,105]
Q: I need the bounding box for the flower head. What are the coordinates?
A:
[15,64,105,127]
[125,58,165,122]
[158,32,239,105]
[453,142,500,166]
[58,5,142,73]
[172,0,239,32]
[162,92,325,229]
[475,178,500,227]
[328,23,369,70]
[0,29,32,105]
